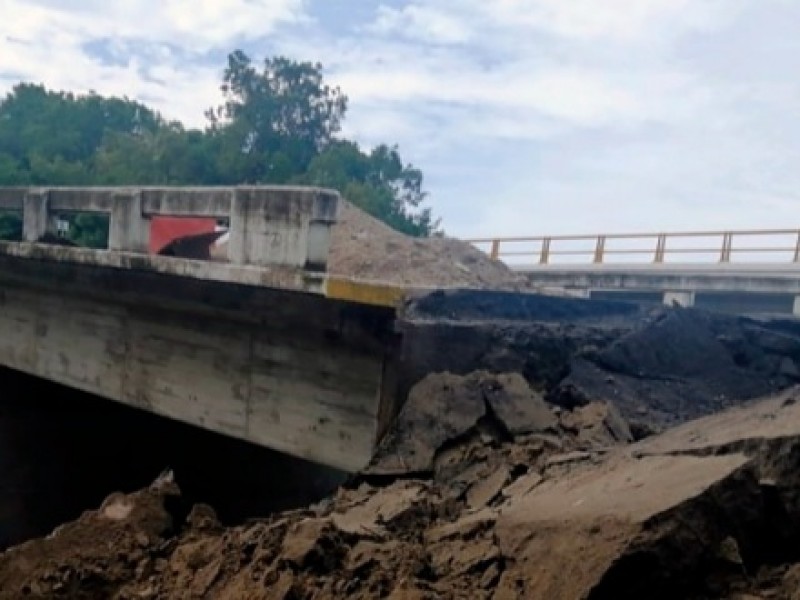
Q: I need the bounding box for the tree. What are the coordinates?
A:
[303,141,437,236]
[206,51,348,181]
[0,83,165,182]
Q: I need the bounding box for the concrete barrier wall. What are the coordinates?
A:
[0,186,338,271]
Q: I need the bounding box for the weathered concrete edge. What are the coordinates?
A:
[0,241,326,294]
[0,242,442,310]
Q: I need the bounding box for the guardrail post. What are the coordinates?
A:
[490,240,500,260]
[654,234,666,263]
[720,232,733,263]
[593,236,606,264]
[23,189,49,242]
[794,232,800,263]
[539,238,551,265]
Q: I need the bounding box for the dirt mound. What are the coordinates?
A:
[328,200,523,289]
[0,473,179,598]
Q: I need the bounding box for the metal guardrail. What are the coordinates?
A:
[467,229,800,265]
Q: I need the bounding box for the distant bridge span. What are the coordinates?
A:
[469,230,800,315]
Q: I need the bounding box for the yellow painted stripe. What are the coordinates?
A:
[326,277,407,308]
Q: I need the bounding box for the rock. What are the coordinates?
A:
[425,509,498,544]
[716,536,743,565]
[495,452,753,598]
[281,519,331,567]
[331,481,426,536]
[560,401,634,447]
[501,472,543,499]
[368,371,560,477]
[365,373,486,475]
[480,373,557,435]
[545,451,593,468]
[465,466,509,509]
[345,540,400,572]
[492,389,800,598]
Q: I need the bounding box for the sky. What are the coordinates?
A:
[1,0,799,238]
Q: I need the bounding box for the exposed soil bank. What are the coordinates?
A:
[399,292,800,435]
[0,367,345,549]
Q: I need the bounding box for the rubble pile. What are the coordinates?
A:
[5,367,800,598]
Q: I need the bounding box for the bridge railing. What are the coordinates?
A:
[0,186,339,271]
[468,229,800,266]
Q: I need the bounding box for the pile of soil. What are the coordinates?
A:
[5,374,800,599]
[328,200,524,289]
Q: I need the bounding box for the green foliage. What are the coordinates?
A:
[302,141,437,236]
[207,52,348,178]
[0,52,437,241]
[0,211,22,241]
[66,214,109,249]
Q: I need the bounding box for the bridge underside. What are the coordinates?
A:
[0,249,399,472]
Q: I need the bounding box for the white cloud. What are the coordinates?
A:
[473,0,733,41]
[370,5,472,44]
[13,0,307,50]
[0,0,309,124]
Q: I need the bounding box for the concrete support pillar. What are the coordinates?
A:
[228,189,248,265]
[109,191,149,252]
[663,291,695,308]
[793,296,800,316]
[23,190,49,242]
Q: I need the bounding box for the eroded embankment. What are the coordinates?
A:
[399,291,800,436]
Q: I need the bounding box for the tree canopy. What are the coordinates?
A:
[0,51,437,245]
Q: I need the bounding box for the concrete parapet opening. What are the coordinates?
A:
[47,212,110,249]
[0,209,21,242]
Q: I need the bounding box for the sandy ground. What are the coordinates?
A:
[328,200,525,289]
